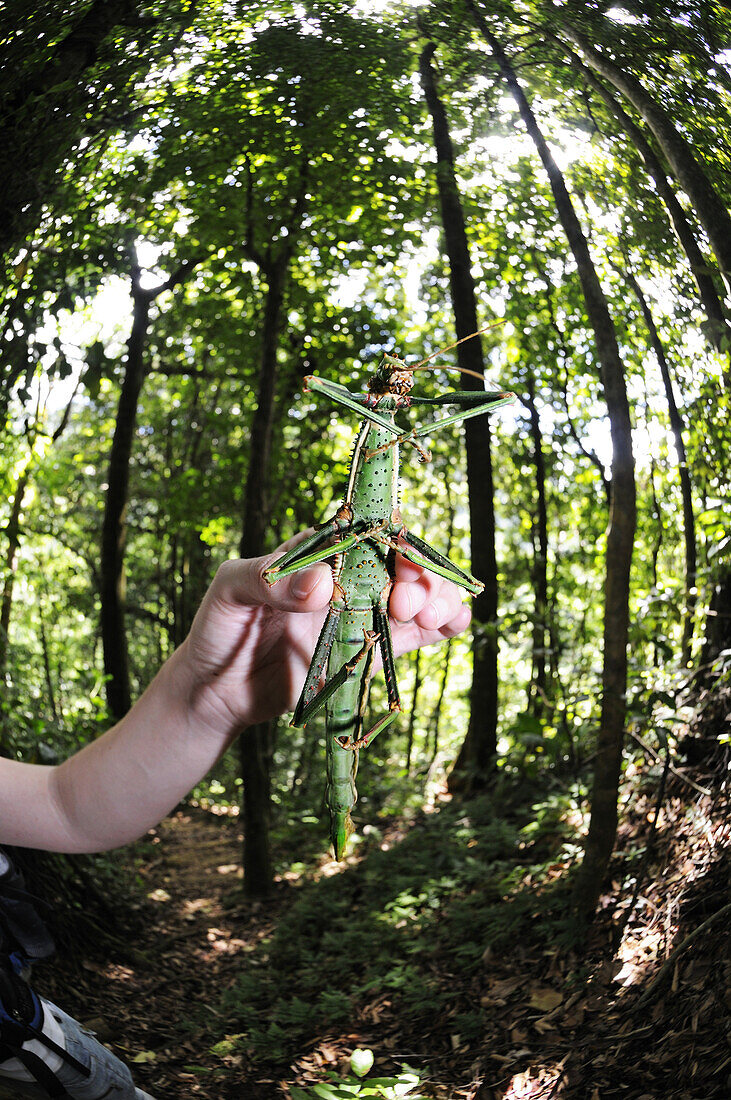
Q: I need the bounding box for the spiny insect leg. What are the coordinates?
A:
[338,704,401,751]
[305,375,401,436]
[374,603,401,712]
[294,629,381,729]
[265,520,385,582]
[337,603,402,751]
[263,517,348,583]
[380,528,484,596]
[291,606,341,728]
[409,391,516,440]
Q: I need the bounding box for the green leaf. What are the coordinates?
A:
[350,1049,374,1078]
[312,1083,350,1099]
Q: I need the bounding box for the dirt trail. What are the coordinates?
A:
[42,807,288,1098]
[36,779,730,1100]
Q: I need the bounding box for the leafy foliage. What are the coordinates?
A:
[1,1,728,1066]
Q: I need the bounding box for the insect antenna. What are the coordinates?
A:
[407,322,504,379]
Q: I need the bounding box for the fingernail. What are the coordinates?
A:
[291,569,319,600]
[425,597,447,627]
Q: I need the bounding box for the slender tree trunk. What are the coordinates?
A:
[289,720,319,795]
[428,638,452,767]
[557,19,731,291]
[532,250,612,504]
[420,41,501,791]
[38,590,58,723]
[627,271,697,663]
[700,564,731,673]
[100,281,150,720]
[523,375,549,716]
[238,722,273,893]
[239,262,286,561]
[100,255,195,720]
[575,61,731,366]
[238,258,288,898]
[427,481,457,768]
[648,455,664,668]
[180,531,210,639]
[405,649,423,774]
[0,468,30,681]
[470,12,637,917]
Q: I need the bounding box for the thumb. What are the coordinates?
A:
[214,555,333,612]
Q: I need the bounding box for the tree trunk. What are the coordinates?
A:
[100,282,150,720]
[238,258,288,898]
[180,530,210,640]
[469,11,637,917]
[419,41,501,791]
[0,468,30,681]
[100,255,195,720]
[523,374,549,716]
[427,481,457,768]
[700,564,731,671]
[38,589,59,723]
[627,270,697,664]
[576,60,731,368]
[239,262,286,562]
[238,723,273,894]
[428,638,452,767]
[557,19,731,292]
[405,649,423,773]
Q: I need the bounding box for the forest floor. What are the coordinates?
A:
[40,754,729,1100]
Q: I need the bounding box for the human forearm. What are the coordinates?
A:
[44,641,233,852]
[0,545,469,854]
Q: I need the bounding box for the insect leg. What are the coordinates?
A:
[305,376,401,436]
[379,528,484,596]
[293,628,381,728]
[265,521,386,582]
[408,390,515,440]
[263,519,349,584]
[364,391,515,461]
[374,602,401,713]
[337,603,402,750]
[291,605,341,727]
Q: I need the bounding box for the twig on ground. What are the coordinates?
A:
[628,730,711,796]
[633,901,731,1010]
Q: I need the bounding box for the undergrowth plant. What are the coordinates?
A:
[289,1050,425,1099]
[206,777,581,1067]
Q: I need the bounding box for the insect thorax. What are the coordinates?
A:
[348,423,398,525]
[368,355,415,398]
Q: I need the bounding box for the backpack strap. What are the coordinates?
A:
[0,962,89,1097]
[0,1040,70,1097]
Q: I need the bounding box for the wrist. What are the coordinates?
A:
[167,636,248,745]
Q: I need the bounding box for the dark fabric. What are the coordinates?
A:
[0,850,55,963]
[0,959,43,1041]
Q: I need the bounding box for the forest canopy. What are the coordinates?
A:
[1,0,729,918]
[2,2,730,1096]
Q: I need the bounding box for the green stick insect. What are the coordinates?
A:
[264,333,515,859]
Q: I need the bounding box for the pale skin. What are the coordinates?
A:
[0,532,470,854]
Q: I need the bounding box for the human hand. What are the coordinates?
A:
[178,531,471,739]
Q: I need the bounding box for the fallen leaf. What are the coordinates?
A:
[132,1051,157,1064]
[529,987,563,1012]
